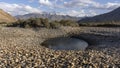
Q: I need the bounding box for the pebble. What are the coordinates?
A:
[0,26,119,67]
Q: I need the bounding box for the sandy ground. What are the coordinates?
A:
[0,26,120,67]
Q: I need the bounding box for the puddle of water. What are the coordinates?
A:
[42,37,88,50]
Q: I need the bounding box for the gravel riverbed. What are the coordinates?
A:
[0,26,120,68]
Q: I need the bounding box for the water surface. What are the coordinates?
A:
[42,37,88,50]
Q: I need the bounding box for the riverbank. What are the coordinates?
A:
[0,26,120,67]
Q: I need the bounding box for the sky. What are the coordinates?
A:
[0,0,120,17]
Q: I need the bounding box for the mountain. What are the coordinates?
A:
[0,9,16,23]
[15,13,82,21]
[79,7,120,23]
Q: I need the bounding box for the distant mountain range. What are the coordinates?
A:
[0,9,16,23]
[79,7,120,23]
[1,6,120,24]
[15,12,82,21]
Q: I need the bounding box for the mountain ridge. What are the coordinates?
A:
[15,13,82,21]
[78,7,120,23]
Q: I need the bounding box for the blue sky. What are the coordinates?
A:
[0,0,120,17]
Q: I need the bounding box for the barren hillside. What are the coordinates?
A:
[0,9,16,23]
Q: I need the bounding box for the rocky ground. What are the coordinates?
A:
[0,26,120,68]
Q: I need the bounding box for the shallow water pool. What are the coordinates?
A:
[42,37,88,50]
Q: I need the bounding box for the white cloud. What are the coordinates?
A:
[37,0,120,17]
[66,10,86,17]
[63,0,120,10]
[91,2,120,10]
[39,0,52,6]
[57,10,97,17]
[89,10,97,16]
[1,0,120,17]
[104,2,120,9]
[63,0,97,8]
[0,2,42,16]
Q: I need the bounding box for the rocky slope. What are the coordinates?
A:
[0,26,120,67]
[0,9,16,23]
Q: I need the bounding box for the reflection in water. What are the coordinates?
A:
[42,37,88,50]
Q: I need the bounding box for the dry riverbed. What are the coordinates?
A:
[0,26,120,67]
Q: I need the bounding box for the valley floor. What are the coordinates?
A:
[0,26,120,67]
